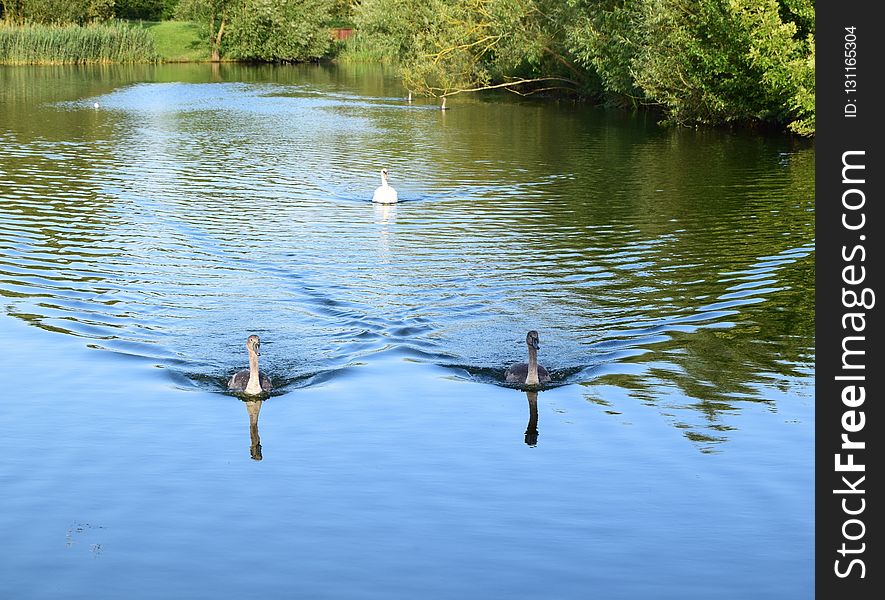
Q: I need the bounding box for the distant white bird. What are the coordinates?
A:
[93,102,100,109]
[407,91,412,103]
[440,96,447,111]
[372,168,398,204]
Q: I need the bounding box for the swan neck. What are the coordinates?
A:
[246,350,262,394]
[526,345,540,385]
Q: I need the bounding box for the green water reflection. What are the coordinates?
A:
[0,62,814,453]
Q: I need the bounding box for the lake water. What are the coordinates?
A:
[0,63,814,599]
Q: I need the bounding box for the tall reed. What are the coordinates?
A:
[0,22,159,65]
[331,33,393,64]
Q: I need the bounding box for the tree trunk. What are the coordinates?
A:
[211,19,226,63]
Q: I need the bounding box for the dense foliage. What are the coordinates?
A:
[580,0,815,135]
[1,0,814,134]
[350,0,814,135]
[1,0,178,23]
[115,0,178,20]
[174,0,228,60]
[175,0,332,62]
[1,0,115,24]
[225,0,332,62]
[352,0,586,97]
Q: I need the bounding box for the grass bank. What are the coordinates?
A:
[0,22,159,65]
[137,21,208,62]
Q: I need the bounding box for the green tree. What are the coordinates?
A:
[630,0,813,133]
[734,0,814,134]
[176,0,230,61]
[565,0,645,105]
[224,0,333,62]
[566,0,814,132]
[2,0,114,24]
[353,0,814,134]
[354,0,585,98]
[115,0,179,20]
[329,0,353,26]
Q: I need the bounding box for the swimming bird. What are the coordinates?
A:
[228,335,272,395]
[372,168,398,204]
[440,96,448,111]
[505,330,551,386]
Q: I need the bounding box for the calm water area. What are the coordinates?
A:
[0,63,814,598]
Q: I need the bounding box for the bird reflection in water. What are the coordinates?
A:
[524,390,539,447]
[244,399,263,460]
[373,202,397,226]
[373,202,397,264]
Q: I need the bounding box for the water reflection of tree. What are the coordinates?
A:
[402,102,815,451]
[587,280,813,452]
[358,89,815,361]
[0,66,124,337]
[3,64,816,456]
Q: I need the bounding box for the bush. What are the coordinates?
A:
[353,0,815,134]
[630,0,814,132]
[2,0,115,25]
[115,0,179,21]
[353,0,587,97]
[224,0,333,62]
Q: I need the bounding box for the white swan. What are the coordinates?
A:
[372,168,398,204]
[228,335,272,395]
[504,330,551,386]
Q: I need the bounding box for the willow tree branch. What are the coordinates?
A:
[425,77,580,97]
[504,85,578,97]
[542,47,583,79]
[428,35,501,64]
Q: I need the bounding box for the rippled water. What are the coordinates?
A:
[0,63,814,599]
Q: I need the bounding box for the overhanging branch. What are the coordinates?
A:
[425,76,580,97]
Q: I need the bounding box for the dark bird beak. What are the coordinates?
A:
[532,340,540,350]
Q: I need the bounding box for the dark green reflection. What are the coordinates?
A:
[0,63,814,453]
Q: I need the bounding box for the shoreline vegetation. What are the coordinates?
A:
[0,0,814,136]
[0,22,159,64]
